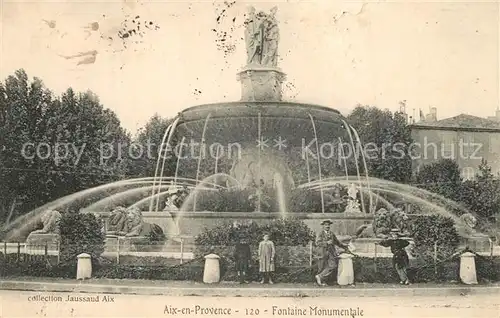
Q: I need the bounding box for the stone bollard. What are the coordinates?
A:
[459,252,478,285]
[76,253,92,280]
[203,254,221,284]
[337,253,355,286]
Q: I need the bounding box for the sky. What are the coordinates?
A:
[0,0,499,134]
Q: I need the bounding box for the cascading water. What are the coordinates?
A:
[2,177,172,241]
[299,176,480,237]
[350,125,373,212]
[150,120,174,212]
[178,173,241,212]
[273,172,287,217]
[341,119,365,212]
[151,117,180,213]
[308,113,325,213]
[84,186,167,212]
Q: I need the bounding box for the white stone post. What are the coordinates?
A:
[203,254,221,284]
[459,252,478,285]
[337,253,355,286]
[76,253,92,280]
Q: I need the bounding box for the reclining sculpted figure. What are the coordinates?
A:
[31,210,62,235]
[107,206,165,239]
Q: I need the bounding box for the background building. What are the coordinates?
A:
[408,109,500,180]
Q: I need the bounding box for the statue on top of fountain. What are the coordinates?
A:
[244,6,279,67]
[344,183,362,214]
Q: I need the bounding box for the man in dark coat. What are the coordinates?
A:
[315,220,349,286]
[234,235,252,284]
[377,229,411,285]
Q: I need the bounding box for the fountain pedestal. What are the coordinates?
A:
[237,66,286,102]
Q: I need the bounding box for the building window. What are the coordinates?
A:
[461,167,475,180]
[489,135,500,154]
[440,132,454,159]
[462,133,475,158]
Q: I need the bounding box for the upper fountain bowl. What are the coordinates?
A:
[174,101,349,146]
[179,101,343,121]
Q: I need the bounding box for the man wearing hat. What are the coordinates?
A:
[377,229,411,285]
[315,220,349,286]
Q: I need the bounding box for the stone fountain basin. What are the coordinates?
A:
[92,211,373,238]
[90,211,497,258]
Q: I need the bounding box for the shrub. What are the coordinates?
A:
[194,217,314,247]
[194,218,315,271]
[459,161,500,219]
[476,255,500,282]
[410,215,460,261]
[59,212,105,265]
[93,263,205,281]
[2,254,500,283]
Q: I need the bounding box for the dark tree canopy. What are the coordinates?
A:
[347,105,414,183]
[416,158,500,221]
[0,69,130,224]
[415,159,462,201]
[126,114,175,177]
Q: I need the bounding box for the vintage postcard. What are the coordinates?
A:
[0,0,499,317]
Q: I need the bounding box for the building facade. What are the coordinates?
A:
[409,112,500,180]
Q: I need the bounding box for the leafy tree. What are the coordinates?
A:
[460,159,500,219]
[415,159,462,201]
[0,69,130,224]
[127,114,175,177]
[347,105,414,183]
[0,70,55,223]
[416,159,499,222]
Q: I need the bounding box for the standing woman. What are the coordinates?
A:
[258,233,275,284]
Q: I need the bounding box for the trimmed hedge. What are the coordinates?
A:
[194,218,314,248]
[59,212,105,265]
[194,218,315,273]
[410,214,460,260]
[2,253,500,283]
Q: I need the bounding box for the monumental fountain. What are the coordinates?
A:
[1,6,494,257]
